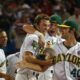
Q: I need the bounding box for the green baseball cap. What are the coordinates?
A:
[63,19,79,31]
[50,14,62,24]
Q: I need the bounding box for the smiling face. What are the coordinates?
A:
[38,19,50,34]
[59,27,70,39]
[34,14,50,35]
[48,23,58,36]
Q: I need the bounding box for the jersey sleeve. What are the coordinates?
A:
[20,34,39,60]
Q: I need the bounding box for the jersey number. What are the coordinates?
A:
[71,68,80,77]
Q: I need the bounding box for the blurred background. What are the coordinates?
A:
[0,0,80,56]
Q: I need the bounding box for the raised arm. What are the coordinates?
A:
[23,24,36,34]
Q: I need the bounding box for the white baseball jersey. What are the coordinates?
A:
[52,42,80,80]
[37,33,55,80]
[15,34,39,80]
[16,32,65,80]
[0,49,6,80]
[19,34,39,60]
[35,33,65,80]
[7,52,20,78]
[45,33,65,45]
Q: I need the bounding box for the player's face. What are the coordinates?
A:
[59,27,69,34]
[38,19,50,33]
[48,23,58,36]
[0,31,8,47]
[59,27,70,39]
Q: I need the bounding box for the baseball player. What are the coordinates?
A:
[51,20,80,80]
[48,14,65,44]
[15,14,53,80]
[0,29,7,80]
[21,14,65,80]
[38,14,63,80]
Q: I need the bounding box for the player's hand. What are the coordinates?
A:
[16,61,27,69]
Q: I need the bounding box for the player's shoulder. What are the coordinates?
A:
[7,54,15,59]
[28,34,38,38]
[25,34,39,42]
[52,39,64,48]
[0,49,5,56]
[7,52,19,59]
[0,49,4,52]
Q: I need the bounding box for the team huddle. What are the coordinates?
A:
[0,14,80,80]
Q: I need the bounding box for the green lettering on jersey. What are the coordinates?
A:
[56,54,62,63]
[61,54,65,61]
[66,54,72,62]
[76,57,80,67]
[71,55,78,64]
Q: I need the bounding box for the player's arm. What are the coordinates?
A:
[23,51,53,66]
[23,24,36,34]
[23,24,45,48]
[16,51,53,72]
[16,60,50,72]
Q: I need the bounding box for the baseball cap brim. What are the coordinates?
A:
[58,24,70,28]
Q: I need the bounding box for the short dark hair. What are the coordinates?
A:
[34,14,49,30]
[34,14,49,25]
